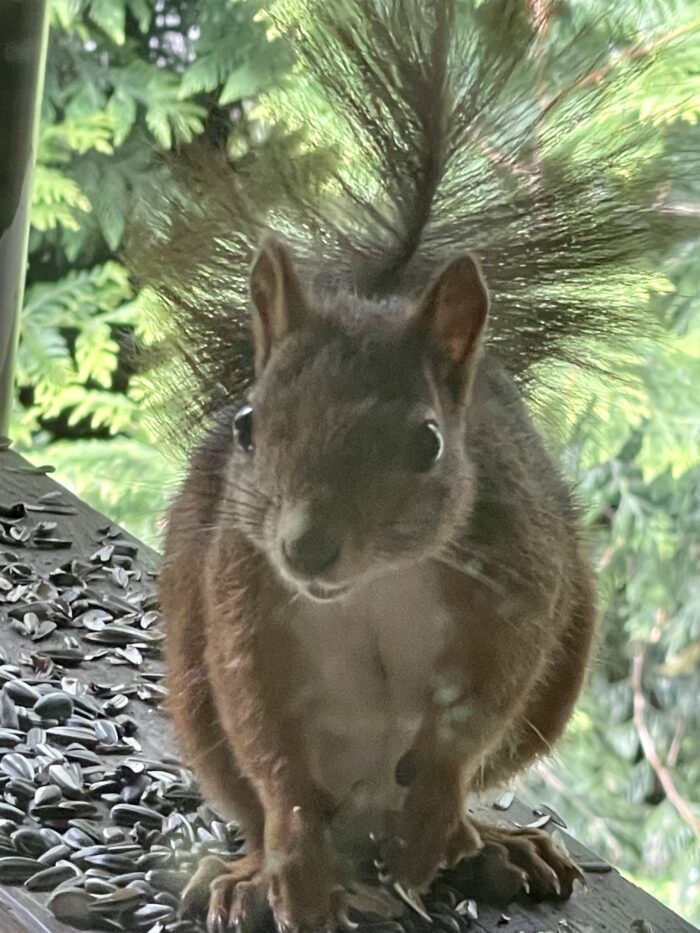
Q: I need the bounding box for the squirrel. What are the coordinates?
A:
[161,239,595,929]
[139,1,698,931]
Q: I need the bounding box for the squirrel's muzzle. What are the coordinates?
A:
[283,526,341,577]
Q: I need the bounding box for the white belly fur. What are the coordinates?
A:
[285,561,454,848]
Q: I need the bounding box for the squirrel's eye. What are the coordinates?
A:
[408,419,444,472]
[233,404,254,452]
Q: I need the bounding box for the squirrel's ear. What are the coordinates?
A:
[414,253,489,368]
[249,235,308,373]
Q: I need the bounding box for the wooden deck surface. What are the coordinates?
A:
[0,446,696,933]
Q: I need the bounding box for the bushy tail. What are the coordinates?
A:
[128,0,700,447]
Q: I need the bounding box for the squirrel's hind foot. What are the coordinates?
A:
[450,821,584,905]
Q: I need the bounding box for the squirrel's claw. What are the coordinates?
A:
[338,908,360,930]
[450,822,584,904]
[392,882,432,922]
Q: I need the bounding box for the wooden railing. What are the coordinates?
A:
[0,447,696,933]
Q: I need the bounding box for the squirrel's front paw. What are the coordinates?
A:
[268,855,345,932]
[266,823,346,932]
[381,775,481,890]
[383,813,482,890]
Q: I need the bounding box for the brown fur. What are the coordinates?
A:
[160,243,596,930]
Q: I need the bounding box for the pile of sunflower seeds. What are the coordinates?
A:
[0,490,250,931]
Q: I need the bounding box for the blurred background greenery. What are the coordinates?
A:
[11,0,700,922]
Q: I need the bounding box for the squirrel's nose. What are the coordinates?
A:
[283,527,340,577]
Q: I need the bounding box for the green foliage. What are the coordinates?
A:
[523,245,700,920]
[12,0,700,924]
[42,437,174,549]
[14,0,289,547]
[15,264,130,434]
[178,2,292,104]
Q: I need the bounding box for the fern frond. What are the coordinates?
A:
[74,320,120,387]
[179,4,291,102]
[22,263,131,327]
[31,164,91,232]
[39,113,115,161]
[88,0,126,45]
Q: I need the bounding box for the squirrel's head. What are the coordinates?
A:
[225,235,489,602]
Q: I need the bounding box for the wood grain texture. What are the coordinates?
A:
[0,448,696,932]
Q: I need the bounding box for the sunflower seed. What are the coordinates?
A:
[90,546,115,564]
[47,726,99,748]
[519,814,551,829]
[75,609,113,629]
[84,878,117,895]
[31,620,58,641]
[71,845,109,863]
[103,699,131,724]
[48,886,97,924]
[116,646,143,666]
[32,784,62,807]
[1,696,19,729]
[3,680,40,707]
[0,839,17,857]
[112,567,130,589]
[38,843,73,866]
[11,828,48,857]
[493,791,515,811]
[5,777,36,800]
[64,827,98,849]
[25,859,81,890]
[137,849,173,869]
[26,726,47,745]
[534,803,568,829]
[131,903,175,926]
[0,503,25,519]
[47,762,83,797]
[39,646,85,666]
[95,719,120,745]
[34,536,74,549]
[0,855,43,882]
[9,524,31,543]
[141,610,161,629]
[88,884,146,913]
[84,852,140,872]
[29,804,70,822]
[34,520,58,536]
[34,691,74,720]
[111,804,163,830]
[110,871,148,886]
[578,859,613,873]
[64,747,101,767]
[0,728,21,746]
[0,802,26,822]
[40,827,65,847]
[7,601,63,621]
